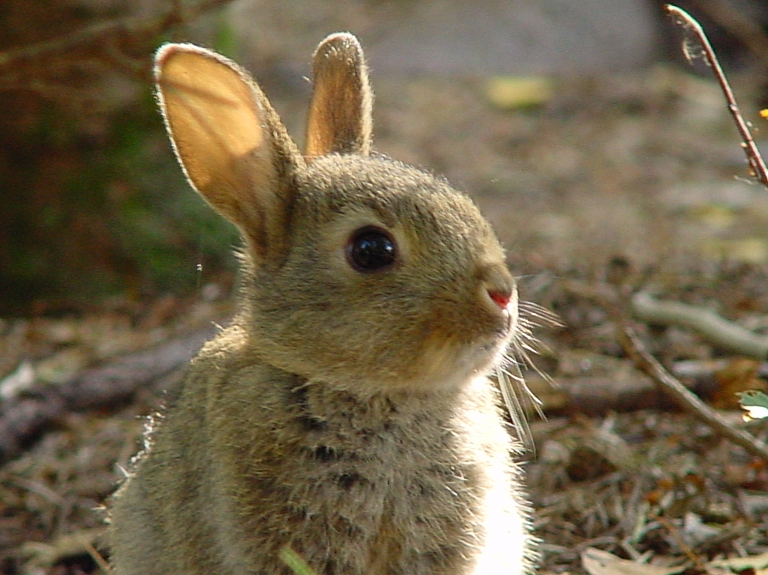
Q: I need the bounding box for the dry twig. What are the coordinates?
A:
[688,0,768,70]
[619,323,768,461]
[666,4,768,190]
[0,325,214,466]
[563,280,768,462]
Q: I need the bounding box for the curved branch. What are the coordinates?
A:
[666,4,768,189]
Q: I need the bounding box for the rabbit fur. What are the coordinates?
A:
[108,32,536,575]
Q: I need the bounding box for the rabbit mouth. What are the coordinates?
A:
[497,306,517,337]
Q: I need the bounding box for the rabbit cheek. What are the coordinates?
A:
[411,343,475,390]
[413,336,506,391]
[416,322,510,388]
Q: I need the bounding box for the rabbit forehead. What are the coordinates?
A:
[297,155,501,252]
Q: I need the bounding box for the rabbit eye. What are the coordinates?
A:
[346,226,397,273]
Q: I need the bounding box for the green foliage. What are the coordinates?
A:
[213,13,238,59]
[279,546,317,575]
[107,95,240,293]
[0,82,240,313]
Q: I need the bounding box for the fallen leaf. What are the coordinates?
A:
[582,548,768,575]
[738,390,768,420]
[484,76,553,109]
[581,548,684,575]
[708,551,768,575]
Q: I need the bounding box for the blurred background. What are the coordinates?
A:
[1,0,768,313]
[4,3,768,574]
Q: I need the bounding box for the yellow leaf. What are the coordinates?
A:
[485,76,553,109]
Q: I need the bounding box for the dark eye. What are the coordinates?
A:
[345,226,398,273]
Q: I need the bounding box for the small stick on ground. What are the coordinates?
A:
[666,4,768,190]
[619,322,768,462]
[631,292,768,360]
[650,514,706,571]
[563,280,768,462]
[0,325,215,465]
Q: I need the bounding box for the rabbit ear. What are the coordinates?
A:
[155,44,303,261]
[305,33,373,158]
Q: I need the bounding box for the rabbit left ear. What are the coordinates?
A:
[305,33,373,158]
[155,43,304,261]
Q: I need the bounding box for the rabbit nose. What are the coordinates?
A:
[481,266,516,311]
[488,289,512,309]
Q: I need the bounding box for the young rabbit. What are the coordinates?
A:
[109,33,536,575]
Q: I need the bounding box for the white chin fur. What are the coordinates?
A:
[408,335,511,392]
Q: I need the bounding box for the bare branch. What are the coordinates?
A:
[690,0,768,70]
[0,325,215,466]
[666,4,768,190]
[563,279,768,462]
[632,292,768,360]
[619,322,768,462]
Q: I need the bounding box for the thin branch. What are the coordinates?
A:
[0,325,215,466]
[619,323,768,461]
[666,4,768,190]
[650,514,706,570]
[563,279,768,462]
[690,0,768,71]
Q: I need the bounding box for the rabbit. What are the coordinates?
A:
[108,32,537,575]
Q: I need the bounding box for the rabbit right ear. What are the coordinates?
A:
[155,44,304,261]
[305,33,373,158]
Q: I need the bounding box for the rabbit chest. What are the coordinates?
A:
[111,330,531,575]
[202,358,522,575]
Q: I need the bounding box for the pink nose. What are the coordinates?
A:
[488,289,511,310]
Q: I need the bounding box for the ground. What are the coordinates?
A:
[2,31,768,575]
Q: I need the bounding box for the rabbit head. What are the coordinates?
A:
[155,33,517,395]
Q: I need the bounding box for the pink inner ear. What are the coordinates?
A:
[488,290,511,310]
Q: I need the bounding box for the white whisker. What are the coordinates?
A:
[496,300,559,453]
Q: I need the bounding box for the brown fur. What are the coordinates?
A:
[109,33,536,575]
